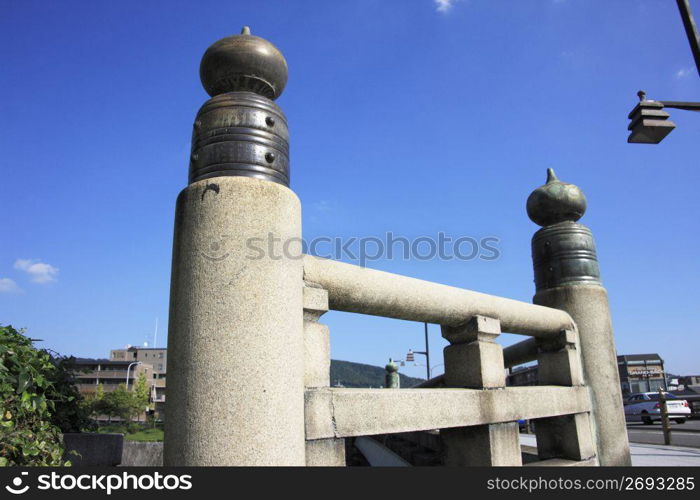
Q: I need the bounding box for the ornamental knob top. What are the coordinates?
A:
[526,168,587,227]
[199,26,288,100]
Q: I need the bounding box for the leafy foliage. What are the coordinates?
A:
[0,325,80,466]
[104,385,140,423]
[47,356,96,433]
[133,373,151,413]
[89,377,149,427]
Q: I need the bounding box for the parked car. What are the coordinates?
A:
[624,392,691,424]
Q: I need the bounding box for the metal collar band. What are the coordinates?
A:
[531,221,601,291]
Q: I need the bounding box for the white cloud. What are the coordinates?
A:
[14,259,59,284]
[0,278,22,293]
[675,67,694,79]
[312,200,335,213]
[435,0,455,13]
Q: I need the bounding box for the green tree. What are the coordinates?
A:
[133,373,150,422]
[102,384,140,423]
[94,383,105,404]
[0,325,73,466]
[86,384,108,421]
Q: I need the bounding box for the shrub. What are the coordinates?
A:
[0,325,91,466]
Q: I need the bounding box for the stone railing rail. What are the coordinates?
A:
[303,255,574,338]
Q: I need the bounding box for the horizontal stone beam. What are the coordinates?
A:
[302,255,574,338]
[304,386,591,440]
[503,337,538,368]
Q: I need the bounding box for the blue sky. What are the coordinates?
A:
[1,0,699,379]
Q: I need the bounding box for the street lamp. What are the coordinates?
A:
[628,91,700,144]
[407,323,432,379]
[125,361,141,390]
[628,0,700,144]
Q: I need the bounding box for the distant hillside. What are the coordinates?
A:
[330,359,424,388]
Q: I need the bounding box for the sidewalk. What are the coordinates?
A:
[520,434,700,466]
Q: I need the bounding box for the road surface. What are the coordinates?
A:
[626,419,700,448]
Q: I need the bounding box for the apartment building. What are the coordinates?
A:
[72,357,153,396]
[110,346,167,416]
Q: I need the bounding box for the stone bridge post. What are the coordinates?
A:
[164,27,305,465]
[526,169,632,466]
[385,360,400,389]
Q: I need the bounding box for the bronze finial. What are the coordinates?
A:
[199,26,288,99]
[526,169,587,227]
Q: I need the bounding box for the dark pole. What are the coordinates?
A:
[424,322,430,380]
[659,388,672,445]
[677,0,700,77]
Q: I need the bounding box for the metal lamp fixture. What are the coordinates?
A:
[627,91,700,144]
[627,91,676,144]
[628,0,700,144]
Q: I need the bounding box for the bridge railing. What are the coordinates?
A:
[302,255,598,466]
[165,29,630,467]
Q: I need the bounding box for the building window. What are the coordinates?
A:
[631,381,646,393]
[158,364,163,371]
[649,379,665,392]
[159,353,164,359]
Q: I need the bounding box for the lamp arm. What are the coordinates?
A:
[658,100,700,111]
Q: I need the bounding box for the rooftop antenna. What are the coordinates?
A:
[153,317,159,349]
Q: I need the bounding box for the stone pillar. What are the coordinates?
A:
[526,169,631,466]
[441,316,522,466]
[385,360,400,389]
[164,27,306,465]
[303,283,346,466]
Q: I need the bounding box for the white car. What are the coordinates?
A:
[624,392,691,424]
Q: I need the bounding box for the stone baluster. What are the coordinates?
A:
[303,283,346,465]
[534,329,596,462]
[440,315,522,466]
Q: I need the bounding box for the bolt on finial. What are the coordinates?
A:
[241,26,251,35]
[526,169,587,227]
